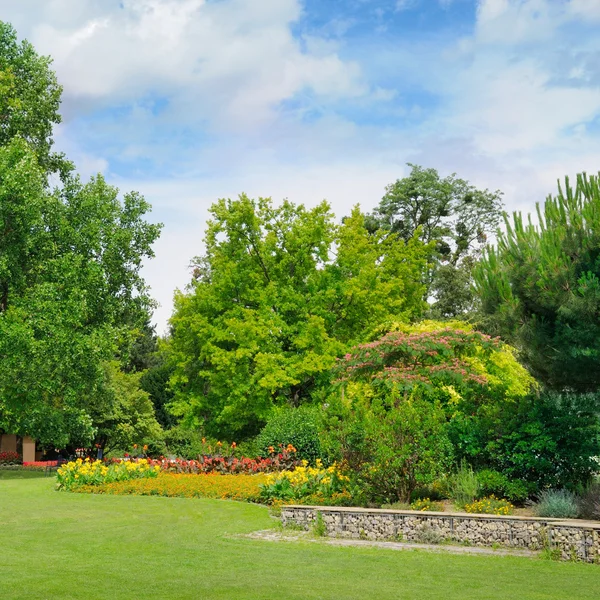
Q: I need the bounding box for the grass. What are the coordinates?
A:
[1,472,599,599]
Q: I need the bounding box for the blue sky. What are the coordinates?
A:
[2,0,600,331]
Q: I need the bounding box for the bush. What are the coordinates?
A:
[163,426,207,459]
[448,463,480,508]
[256,406,322,464]
[476,469,530,504]
[533,489,579,519]
[578,482,600,520]
[464,495,513,516]
[410,480,447,502]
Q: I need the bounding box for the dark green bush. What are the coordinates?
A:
[255,406,322,464]
[476,469,530,503]
[163,426,206,459]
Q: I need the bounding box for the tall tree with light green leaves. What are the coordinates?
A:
[168,196,430,439]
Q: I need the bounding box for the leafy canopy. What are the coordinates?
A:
[168,195,429,439]
[367,164,503,318]
[0,138,161,446]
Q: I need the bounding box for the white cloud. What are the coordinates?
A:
[2,0,368,130]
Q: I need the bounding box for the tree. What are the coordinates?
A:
[89,362,163,454]
[367,164,503,318]
[475,172,600,391]
[168,195,429,439]
[0,140,162,447]
[0,21,67,176]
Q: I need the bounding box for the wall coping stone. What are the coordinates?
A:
[282,505,600,530]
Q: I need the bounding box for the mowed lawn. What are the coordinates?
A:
[1,472,599,600]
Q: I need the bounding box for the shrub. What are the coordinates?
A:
[410,498,444,512]
[0,451,21,465]
[410,480,448,502]
[577,482,600,520]
[448,463,480,508]
[464,495,513,515]
[163,426,207,459]
[76,472,267,502]
[476,469,530,504]
[534,489,579,519]
[56,458,160,491]
[256,407,322,464]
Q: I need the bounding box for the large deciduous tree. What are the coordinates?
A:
[475,172,600,392]
[168,196,429,439]
[0,138,161,446]
[0,22,162,447]
[367,164,503,318]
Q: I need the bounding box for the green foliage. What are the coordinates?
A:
[0,138,161,447]
[255,406,322,464]
[168,196,429,438]
[0,22,67,176]
[475,172,600,391]
[476,469,530,504]
[448,463,480,508]
[368,164,503,318]
[324,392,453,504]
[456,391,600,490]
[90,363,163,454]
[312,511,327,537]
[534,489,580,519]
[139,346,176,429]
[163,426,207,460]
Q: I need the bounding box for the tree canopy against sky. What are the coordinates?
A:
[475,172,600,392]
[168,195,429,439]
[367,164,504,319]
[0,23,162,447]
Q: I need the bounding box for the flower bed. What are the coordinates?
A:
[75,472,268,502]
[56,458,160,491]
[0,451,21,465]
[259,461,354,506]
[146,446,300,475]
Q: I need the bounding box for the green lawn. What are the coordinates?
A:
[1,472,599,599]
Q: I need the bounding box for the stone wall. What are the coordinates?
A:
[281,505,600,563]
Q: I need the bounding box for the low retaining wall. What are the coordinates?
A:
[281,505,600,563]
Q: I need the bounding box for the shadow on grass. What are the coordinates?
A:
[0,468,48,480]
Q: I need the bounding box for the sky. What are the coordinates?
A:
[3,0,600,332]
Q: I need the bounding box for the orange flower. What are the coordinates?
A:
[202,438,206,444]
[133,444,138,449]
[143,445,148,451]
[217,441,222,447]
[268,446,275,454]
[231,442,237,448]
